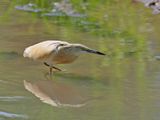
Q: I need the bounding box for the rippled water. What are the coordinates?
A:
[0,0,160,120]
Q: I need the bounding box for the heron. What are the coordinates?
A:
[23,40,105,75]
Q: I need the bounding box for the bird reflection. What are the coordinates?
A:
[24,79,89,107]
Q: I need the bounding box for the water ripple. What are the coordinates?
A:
[0,111,28,119]
[0,96,27,102]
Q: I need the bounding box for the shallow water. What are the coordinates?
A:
[0,0,160,120]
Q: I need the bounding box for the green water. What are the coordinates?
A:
[0,0,160,120]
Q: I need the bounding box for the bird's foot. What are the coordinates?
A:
[44,72,52,80]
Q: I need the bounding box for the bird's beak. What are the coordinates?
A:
[85,49,105,55]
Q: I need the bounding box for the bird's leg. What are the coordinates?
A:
[49,67,53,76]
[44,62,50,67]
[44,62,62,72]
[51,66,62,71]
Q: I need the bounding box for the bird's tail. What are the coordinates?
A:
[85,49,105,55]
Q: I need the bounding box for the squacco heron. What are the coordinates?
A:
[23,40,105,74]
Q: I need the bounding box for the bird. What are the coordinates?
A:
[23,40,105,75]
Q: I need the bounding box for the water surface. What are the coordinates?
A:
[0,0,160,120]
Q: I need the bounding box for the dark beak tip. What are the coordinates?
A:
[96,51,106,55]
[86,49,105,55]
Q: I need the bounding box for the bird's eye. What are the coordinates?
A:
[60,43,68,47]
[60,44,65,46]
[56,44,66,50]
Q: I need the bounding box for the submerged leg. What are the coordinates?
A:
[44,72,51,80]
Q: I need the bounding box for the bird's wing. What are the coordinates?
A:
[23,40,69,60]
